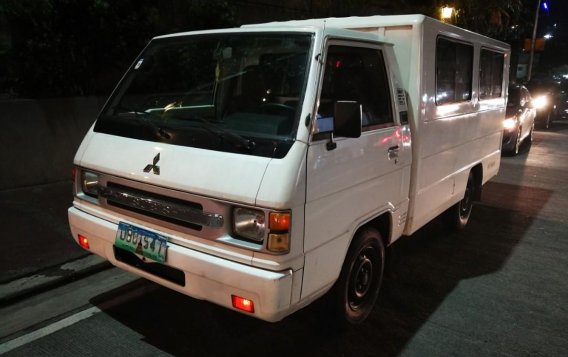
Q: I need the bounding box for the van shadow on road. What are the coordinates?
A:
[89,189,556,357]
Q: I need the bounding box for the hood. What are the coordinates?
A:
[76,132,271,205]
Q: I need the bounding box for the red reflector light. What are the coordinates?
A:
[78,235,90,249]
[231,295,255,313]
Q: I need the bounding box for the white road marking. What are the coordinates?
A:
[0,306,101,354]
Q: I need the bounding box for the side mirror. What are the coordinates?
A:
[333,101,362,138]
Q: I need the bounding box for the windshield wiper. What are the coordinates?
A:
[180,116,256,151]
[112,106,171,140]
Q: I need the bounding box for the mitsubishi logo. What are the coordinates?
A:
[143,153,160,175]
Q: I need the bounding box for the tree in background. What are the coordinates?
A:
[0,0,539,98]
[450,0,524,40]
[0,0,234,98]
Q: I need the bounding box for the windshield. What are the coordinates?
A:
[94,32,313,158]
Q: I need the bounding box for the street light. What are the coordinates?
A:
[528,0,542,81]
[441,6,454,21]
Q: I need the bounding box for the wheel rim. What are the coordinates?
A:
[348,246,377,310]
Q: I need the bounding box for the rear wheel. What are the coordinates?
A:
[444,171,476,231]
[524,124,534,153]
[331,227,385,324]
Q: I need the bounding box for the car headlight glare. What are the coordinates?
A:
[233,207,266,242]
[533,95,548,110]
[503,118,517,130]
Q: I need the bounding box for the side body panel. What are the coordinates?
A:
[255,15,509,236]
[404,18,508,234]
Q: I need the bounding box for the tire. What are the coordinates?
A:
[330,227,385,324]
[513,126,522,155]
[524,124,534,153]
[444,171,476,231]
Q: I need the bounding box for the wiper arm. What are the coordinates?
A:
[183,116,256,151]
[112,106,171,140]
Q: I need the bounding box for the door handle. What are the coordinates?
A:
[388,145,399,161]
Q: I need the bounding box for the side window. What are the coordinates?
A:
[479,49,505,99]
[521,87,531,107]
[436,37,473,105]
[318,45,394,130]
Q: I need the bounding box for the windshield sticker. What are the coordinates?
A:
[134,59,144,70]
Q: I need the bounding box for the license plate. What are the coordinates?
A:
[115,222,168,263]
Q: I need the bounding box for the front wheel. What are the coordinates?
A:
[513,126,522,155]
[330,227,385,324]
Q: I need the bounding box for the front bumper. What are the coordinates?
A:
[68,206,297,322]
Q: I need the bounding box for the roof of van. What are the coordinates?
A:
[242,14,507,46]
[242,14,429,29]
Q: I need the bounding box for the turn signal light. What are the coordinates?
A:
[269,212,290,231]
[268,233,290,253]
[231,295,255,313]
[267,212,291,253]
[78,234,90,249]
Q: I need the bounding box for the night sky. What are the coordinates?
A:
[527,0,568,76]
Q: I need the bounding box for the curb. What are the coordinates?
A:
[0,255,111,306]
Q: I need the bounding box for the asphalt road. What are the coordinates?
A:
[1,123,567,356]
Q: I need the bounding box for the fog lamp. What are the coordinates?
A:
[232,295,255,313]
[78,234,90,249]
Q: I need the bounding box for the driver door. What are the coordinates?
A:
[301,40,411,298]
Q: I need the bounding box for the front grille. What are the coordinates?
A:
[98,182,224,231]
[77,170,229,244]
[104,182,203,231]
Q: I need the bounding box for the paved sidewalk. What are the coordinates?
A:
[0,181,109,303]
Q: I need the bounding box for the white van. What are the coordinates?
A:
[69,15,509,323]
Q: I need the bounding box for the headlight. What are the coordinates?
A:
[503,118,517,130]
[81,171,100,198]
[533,95,548,110]
[232,208,291,253]
[233,207,266,242]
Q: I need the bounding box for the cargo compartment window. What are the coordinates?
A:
[435,37,473,105]
[479,49,505,99]
[317,45,393,133]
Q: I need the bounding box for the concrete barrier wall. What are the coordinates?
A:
[0,97,107,190]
